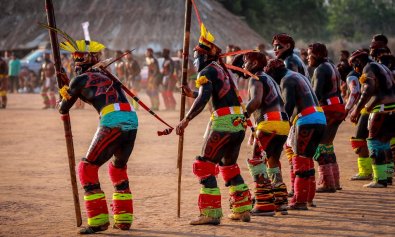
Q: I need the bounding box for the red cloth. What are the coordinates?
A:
[85,195,108,218]
[307,159,316,203]
[112,198,133,215]
[198,193,221,209]
[108,162,128,186]
[219,164,240,183]
[78,162,99,186]
[351,139,367,150]
[193,160,218,180]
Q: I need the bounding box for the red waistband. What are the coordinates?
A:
[297,106,323,118]
[326,96,342,105]
[262,111,289,121]
[212,106,243,117]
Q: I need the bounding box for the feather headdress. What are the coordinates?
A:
[39,23,105,53]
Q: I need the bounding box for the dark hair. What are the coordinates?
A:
[372,34,388,45]
[272,33,295,50]
[308,43,328,59]
[340,50,350,58]
[245,52,267,69]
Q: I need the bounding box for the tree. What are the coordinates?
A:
[219,0,329,42]
[327,0,395,40]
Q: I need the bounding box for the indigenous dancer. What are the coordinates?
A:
[0,56,8,108]
[161,48,176,110]
[349,49,395,188]
[308,43,345,192]
[243,52,290,215]
[56,34,137,233]
[272,33,309,78]
[176,24,252,225]
[369,34,395,183]
[40,52,57,109]
[145,48,161,110]
[272,33,310,197]
[265,59,326,210]
[345,68,373,181]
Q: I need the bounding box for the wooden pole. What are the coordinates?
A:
[44,0,82,227]
[177,0,192,218]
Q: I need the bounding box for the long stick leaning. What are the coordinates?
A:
[44,0,82,227]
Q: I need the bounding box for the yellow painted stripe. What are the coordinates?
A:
[84,193,105,201]
[113,193,133,200]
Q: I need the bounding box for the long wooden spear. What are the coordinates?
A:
[44,0,82,227]
[177,0,192,218]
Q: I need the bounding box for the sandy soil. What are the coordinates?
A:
[0,93,395,237]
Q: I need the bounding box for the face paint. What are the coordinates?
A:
[273,44,284,51]
[273,40,288,58]
[193,51,208,72]
[72,52,100,75]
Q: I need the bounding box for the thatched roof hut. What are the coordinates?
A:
[0,0,265,54]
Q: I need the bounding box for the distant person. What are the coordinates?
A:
[125,52,141,109]
[0,55,8,108]
[301,48,315,79]
[8,52,21,93]
[40,52,56,109]
[145,48,161,110]
[225,44,235,64]
[161,48,176,110]
[337,50,353,100]
[114,50,126,83]
[257,43,271,60]
[18,67,30,93]
[175,49,196,109]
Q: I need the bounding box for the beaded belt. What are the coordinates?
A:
[262,111,289,121]
[296,106,323,119]
[212,106,243,117]
[100,103,134,116]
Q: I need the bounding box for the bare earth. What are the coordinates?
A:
[0,93,394,237]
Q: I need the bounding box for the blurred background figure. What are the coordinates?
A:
[145,48,161,110]
[125,51,141,109]
[161,48,176,110]
[40,52,56,109]
[114,50,127,83]
[175,49,196,110]
[0,54,8,108]
[8,52,21,93]
[336,50,352,101]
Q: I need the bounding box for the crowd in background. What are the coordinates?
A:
[1,41,394,110]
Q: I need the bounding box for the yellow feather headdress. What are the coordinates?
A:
[39,23,105,53]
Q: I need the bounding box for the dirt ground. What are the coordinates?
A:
[1,93,395,237]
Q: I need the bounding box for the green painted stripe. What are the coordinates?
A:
[200,187,221,195]
[84,193,105,201]
[113,193,133,200]
[87,213,109,226]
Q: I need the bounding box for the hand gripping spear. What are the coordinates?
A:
[177,0,193,218]
[44,0,82,227]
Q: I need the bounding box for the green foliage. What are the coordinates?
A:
[327,0,395,40]
[218,0,395,42]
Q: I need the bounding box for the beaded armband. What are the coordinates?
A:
[59,85,71,100]
[195,75,209,88]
